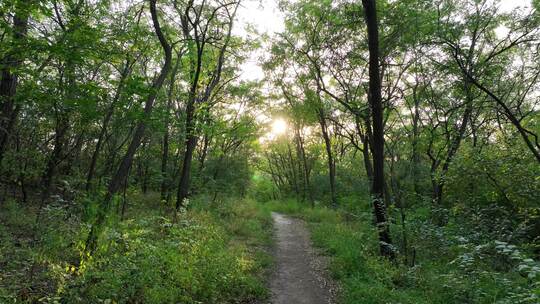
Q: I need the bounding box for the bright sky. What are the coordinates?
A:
[233,0,284,37]
[271,118,287,134]
[234,0,531,82]
[499,0,531,12]
[259,118,287,143]
[234,0,285,81]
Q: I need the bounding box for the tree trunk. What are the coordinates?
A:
[15,132,27,203]
[63,129,85,177]
[176,101,198,209]
[198,134,209,172]
[0,7,29,164]
[84,0,172,255]
[355,115,374,182]
[434,79,474,206]
[86,60,132,191]
[40,59,77,204]
[39,119,68,209]
[362,0,395,260]
[286,141,301,202]
[318,108,337,207]
[175,1,238,209]
[161,125,170,200]
[160,56,181,202]
[293,125,307,202]
[411,86,421,197]
[296,127,313,206]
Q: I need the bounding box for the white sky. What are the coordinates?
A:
[233,0,285,37]
[233,0,531,82]
[234,0,284,81]
[499,0,531,12]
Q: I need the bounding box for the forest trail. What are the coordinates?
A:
[268,213,337,304]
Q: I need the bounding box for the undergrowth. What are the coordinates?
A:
[0,193,272,303]
[261,199,540,304]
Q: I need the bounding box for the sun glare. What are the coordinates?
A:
[271,119,287,135]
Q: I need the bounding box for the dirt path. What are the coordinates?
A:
[268,212,337,304]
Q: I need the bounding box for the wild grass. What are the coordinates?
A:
[0,193,272,303]
[260,199,539,304]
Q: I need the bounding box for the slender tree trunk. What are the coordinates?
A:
[160,56,180,202]
[286,141,301,202]
[266,152,284,197]
[142,164,149,194]
[294,125,307,202]
[15,132,27,203]
[296,127,313,206]
[176,103,198,209]
[355,115,374,182]
[40,107,70,204]
[120,166,131,221]
[138,140,150,195]
[411,86,421,197]
[86,60,132,191]
[361,140,374,181]
[85,0,172,255]
[40,58,77,204]
[63,130,85,177]
[318,108,337,207]
[389,149,409,264]
[362,0,395,259]
[431,176,440,203]
[277,152,294,192]
[198,134,209,172]
[0,7,29,164]
[175,1,239,209]
[176,138,197,204]
[434,79,473,206]
[161,126,170,200]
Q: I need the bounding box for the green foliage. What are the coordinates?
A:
[264,200,540,304]
[0,195,271,303]
[248,173,278,202]
[0,198,87,303]
[64,214,264,303]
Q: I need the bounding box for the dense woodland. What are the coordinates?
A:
[1,0,539,303]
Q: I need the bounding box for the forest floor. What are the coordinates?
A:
[266,212,338,304]
[0,195,273,303]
